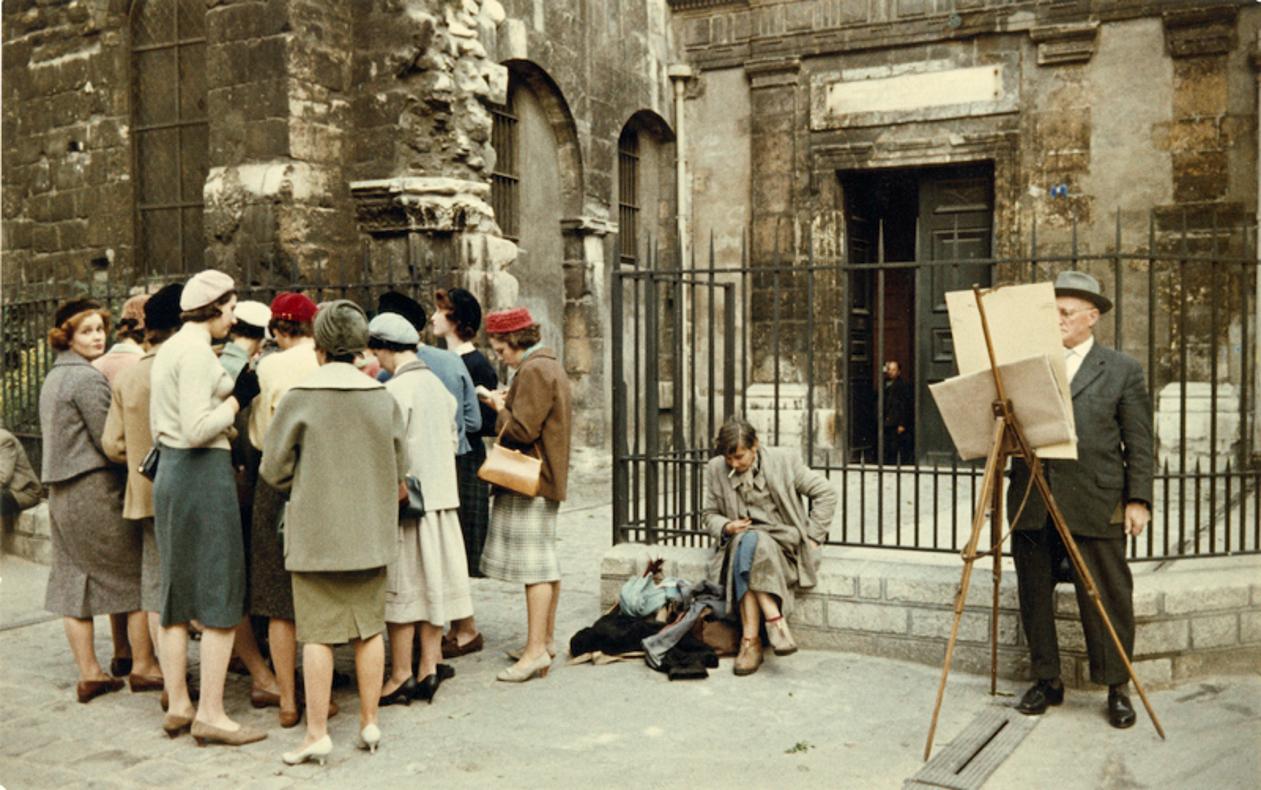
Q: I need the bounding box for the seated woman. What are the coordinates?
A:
[701,417,837,676]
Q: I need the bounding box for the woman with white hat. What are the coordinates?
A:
[149,269,265,746]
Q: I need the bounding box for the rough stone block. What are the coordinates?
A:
[828,601,908,635]
[789,595,825,627]
[1132,657,1174,687]
[1241,611,1261,644]
[859,576,882,599]
[1056,618,1087,652]
[1133,590,1162,618]
[907,608,1016,644]
[1190,614,1238,648]
[1164,585,1250,615]
[1054,588,1080,617]
[1135,619,1189,655]
[817,572,856,597]
[1172,647,1261,680]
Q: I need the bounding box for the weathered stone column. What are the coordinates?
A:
[561,215,615,447]
[203,0,357,285]
[347,0,515,307]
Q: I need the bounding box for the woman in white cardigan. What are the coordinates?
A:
[369,312,472,705]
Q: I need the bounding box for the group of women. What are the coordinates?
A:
[38,268,573,765]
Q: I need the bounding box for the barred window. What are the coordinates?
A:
[131,0,208,275]
[490,89,519,241]
[617,127,639,267]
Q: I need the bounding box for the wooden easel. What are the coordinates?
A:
[922,286,1166,761]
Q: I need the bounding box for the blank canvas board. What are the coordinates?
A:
[944,283,1077,460]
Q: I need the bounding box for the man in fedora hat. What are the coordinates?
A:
[1008,271,1154,729]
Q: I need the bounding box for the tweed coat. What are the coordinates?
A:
[1008,342,1154,538]
[701,447,837,613]
[102,351,157,519]
[39,352,114,484]
[495,347,572,502]
[260,361,408,573]
[0,428,42,510]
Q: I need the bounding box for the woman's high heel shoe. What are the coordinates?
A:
[379,676,416,707]
[282,734,332,766]
[190,720,267,747]
[162,712,193,738]
[412,672,443,704]
[505,641,558,661]
[357,724,381,754]
[496,651,552,683]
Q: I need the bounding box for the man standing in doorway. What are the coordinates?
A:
[1009,271,1153,729]
[881,360,913,465]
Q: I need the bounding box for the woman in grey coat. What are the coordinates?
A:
[39,298,144,703]
[262,301,408,766]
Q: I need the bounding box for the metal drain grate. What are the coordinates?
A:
[906,708,1038,790]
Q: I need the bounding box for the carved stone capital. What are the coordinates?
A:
[560,215,617,237]
[1029,22,1098,67]
[1163,5,1237,59]
[349,177,495,236]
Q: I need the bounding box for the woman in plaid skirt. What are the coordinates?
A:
[479,307,572,683]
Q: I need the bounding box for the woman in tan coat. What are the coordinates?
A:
[262,301,407,765]
[479,307,572,683]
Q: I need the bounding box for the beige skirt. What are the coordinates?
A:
[292,568,386,645]
[386,507,474,625]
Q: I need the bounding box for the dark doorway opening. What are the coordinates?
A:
[841,163,994,464]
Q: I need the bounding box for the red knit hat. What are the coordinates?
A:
[270,292,318,324]
[484,307,536,334]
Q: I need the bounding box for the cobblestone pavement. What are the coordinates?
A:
[2,472,1259,789]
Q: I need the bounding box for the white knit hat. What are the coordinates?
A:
[233,300,271,329]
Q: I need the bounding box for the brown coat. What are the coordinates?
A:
[495,347,572,502]
[102,352,156,520]
[0,428,42,510]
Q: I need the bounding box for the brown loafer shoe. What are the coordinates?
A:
[190,720,267,747]
[129,674,164,693]
[733,637,763,676]
[77,677,125,703]
[250,686,281,709]
[280,699,336,728]
[441,632,484,658]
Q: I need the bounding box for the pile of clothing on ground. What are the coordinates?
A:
[567,559,740,680]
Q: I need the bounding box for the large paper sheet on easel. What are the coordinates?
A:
[943,283,1077,459]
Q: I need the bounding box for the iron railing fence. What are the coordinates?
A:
[611,210,1260,563]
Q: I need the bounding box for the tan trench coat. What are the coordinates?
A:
[701,447,837,615]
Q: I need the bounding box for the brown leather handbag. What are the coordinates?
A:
[477,425,542,497]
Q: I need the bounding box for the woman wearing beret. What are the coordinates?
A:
[369,312,471,706]
[247,291,322,727]
[39,298,144,703]
[150,269,265,746]
[479,307,572,683]
[101,284,186,699]
[262,301,408,765]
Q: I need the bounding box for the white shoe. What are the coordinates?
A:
[505,641,558,661]
[282,734,332,766]
[358,723,381,754]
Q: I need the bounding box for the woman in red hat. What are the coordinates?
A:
[479,307,572,682]
[246,291,325,728]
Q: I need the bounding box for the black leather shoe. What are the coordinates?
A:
[379,676,416,706]
[1016,678,1065,715]
[1107,686,1136,729]
[437,663,455,681]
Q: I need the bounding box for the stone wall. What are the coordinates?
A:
[3,0,134,282]
[603,543,1261,687]
[672,0,1260,458]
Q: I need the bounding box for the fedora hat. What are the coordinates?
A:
[1054,271,1112,315]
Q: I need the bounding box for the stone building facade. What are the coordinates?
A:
[4,0,1260,464]
[674,0,1261,463]
[2,0,678,449]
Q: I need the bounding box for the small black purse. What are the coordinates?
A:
[399,474,425,519]
[138,446,160,481]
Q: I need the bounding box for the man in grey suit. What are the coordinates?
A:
[1009,271,1153,729]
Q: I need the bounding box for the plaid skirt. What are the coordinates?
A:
[480,491,561,584]
[455,443,489,578]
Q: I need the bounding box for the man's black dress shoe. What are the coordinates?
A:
[379,676,417,706]
[1016,678,1065,715]
[1107,686,1136,729]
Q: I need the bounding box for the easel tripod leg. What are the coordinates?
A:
[923,419,1006,761]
